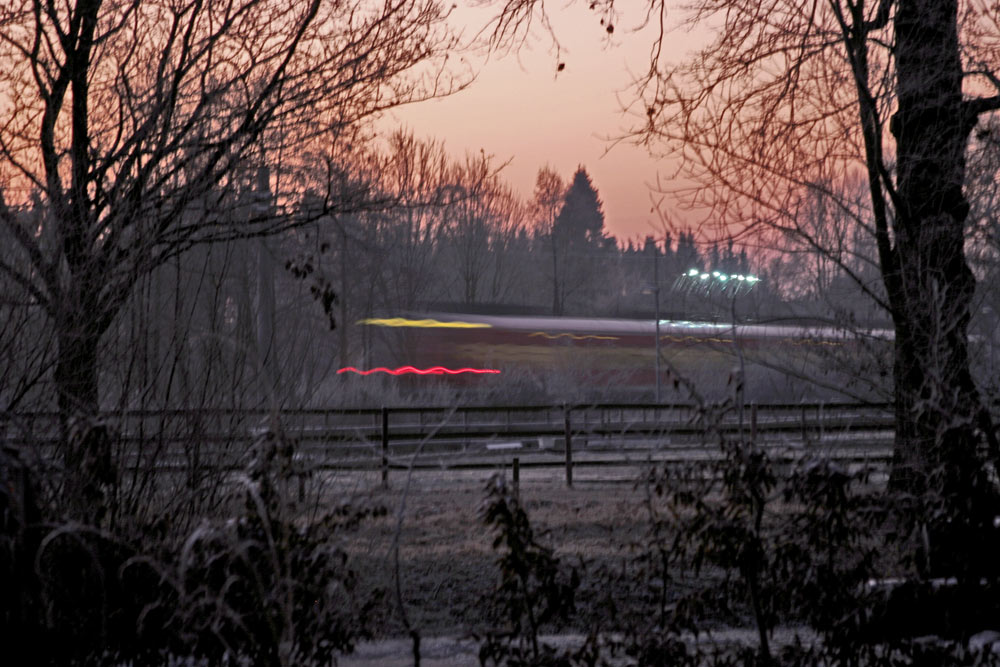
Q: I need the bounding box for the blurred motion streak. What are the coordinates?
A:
[357,317,492,329]
[528,332,619,341]
[337,366,501,375]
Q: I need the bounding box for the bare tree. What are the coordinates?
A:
[483,185,530,303]
[530,166,565,314]
[292,131,474,368]
[654,1,1000,503]
[0,0,460,430]
[487,0,1000,578]
[442,151,522,305]
[494,0,1000,494]
[370,131,453,315]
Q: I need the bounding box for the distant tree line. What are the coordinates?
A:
[0,124,927,415]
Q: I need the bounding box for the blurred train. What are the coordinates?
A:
[340,313,894,402]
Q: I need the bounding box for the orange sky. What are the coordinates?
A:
[387,3,709,243]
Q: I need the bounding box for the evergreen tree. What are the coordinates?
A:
[546,167,609,314]
[675,232,702,272]
[642,235,658,256]
[553,167,606,246]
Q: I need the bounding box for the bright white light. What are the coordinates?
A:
[747,276,760,283]
[687,268,699,277]
[700,273,709,280]
[736,275,745,281]
[712,271,721,278]
[719,275,728,281]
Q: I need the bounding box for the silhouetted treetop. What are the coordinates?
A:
[553,167,606,246]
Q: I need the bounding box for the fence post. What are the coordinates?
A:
[751,402,758,444]
[381,406,389,489]
[512,456,520,500]
[800,404,808,446]
[818,401,824,440]
[564,405,573,488]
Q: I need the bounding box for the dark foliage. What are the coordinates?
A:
[624,415,1000,666]
[473,398,1000,666]
[1,424,385,665]
[477,473,593,666]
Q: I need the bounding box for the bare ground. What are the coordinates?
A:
[324,465,657,639]
[322,464,893,666]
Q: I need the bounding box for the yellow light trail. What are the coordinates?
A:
[659,335,734,344]
[356,317,492,329]
[782,338,843,347]
[528,332,620,341]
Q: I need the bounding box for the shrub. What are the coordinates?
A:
[630,400,1000,666]
[477,473,594,666]
[5,422,385,665]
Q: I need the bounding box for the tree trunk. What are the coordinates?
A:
[889,0,1000,577]
[54,314,116,522]
[55,324,100,425]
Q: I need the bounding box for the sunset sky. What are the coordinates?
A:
[387,3,709,243]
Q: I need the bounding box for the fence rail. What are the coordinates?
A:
[1,401,896,487]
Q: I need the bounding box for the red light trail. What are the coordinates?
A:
[337,366,501,376]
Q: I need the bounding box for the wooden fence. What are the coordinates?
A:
[1,401,896,487]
